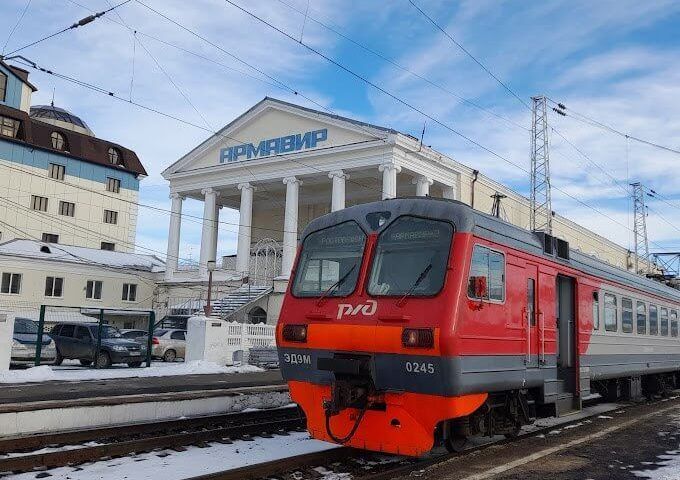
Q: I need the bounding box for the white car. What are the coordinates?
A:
[11,317,57,366]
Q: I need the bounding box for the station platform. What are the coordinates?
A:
[0,369,289,437]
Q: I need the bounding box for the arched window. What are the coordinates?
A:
[108,147,122,165]
[50,131,68,151]
[247,307,267,324]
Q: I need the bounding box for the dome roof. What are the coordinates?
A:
[29,104,94,136]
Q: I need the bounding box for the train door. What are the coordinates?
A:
[556,275,576,390]
[525,263,539,368]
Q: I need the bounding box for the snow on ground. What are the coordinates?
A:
[6,431,337,480]
[0,360,263,384]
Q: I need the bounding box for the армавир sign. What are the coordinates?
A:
[220,128,328,163]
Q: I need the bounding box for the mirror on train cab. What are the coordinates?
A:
[470,276,488,300]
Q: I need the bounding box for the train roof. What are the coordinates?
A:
[302,197,680,303]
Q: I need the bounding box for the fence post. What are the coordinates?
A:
[94,309,104,369]
[146,311,155,368]
[34,304,46,367]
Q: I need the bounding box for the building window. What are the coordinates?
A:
[103,209,118,224]
[108,147,122,165]
[41,233,59,243]
[467,245,505,301]
[48,163,66,180]
[0,115,19,138]
[106,177,121,193]
[86,280,103,300]
[59,201,75,217]
[621,298,633,333]
[604,293,618,332]
[1,272,22,294]
[45,276,64,297]
[31,195,48,212]
[0,72,6,101]
[50,132,68,151]
[637,301,647,335]
[101,242,115,251]
[650,305,659,335]
[122,283,137,302]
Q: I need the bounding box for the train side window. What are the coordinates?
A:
[660,307,669,336]
[636,301,647,335]
[649,305,658,335]
[468,245,505,302]
[604,293,618,332]
[592,292,599,330]
[621,298,633,333]
[671,310,678,337]
[527,279,536,326]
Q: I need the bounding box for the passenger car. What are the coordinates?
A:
[151,329,186,362]
[278,197,680,456]
[11,317,56,366]
[51,322,144,368]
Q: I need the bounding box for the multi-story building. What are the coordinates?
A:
[0,59,147,252]
[160,97,640,325]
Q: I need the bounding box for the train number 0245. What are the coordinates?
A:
[405,361,435,374]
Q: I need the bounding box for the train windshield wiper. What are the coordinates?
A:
[316,263,358,306]
[397,263,433,306]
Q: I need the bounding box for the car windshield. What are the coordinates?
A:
[292,222,366,297]
[368,216,453,296]
[91,325,123,339]
[14,319,38,334]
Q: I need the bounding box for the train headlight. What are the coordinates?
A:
[402,328,434,349]
[282,324,308,343]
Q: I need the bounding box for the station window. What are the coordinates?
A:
[660,307,669,336]
[59,201,75,217]
[122,283,137,302]
[0,272,21,294]
[50,132,68,152]
[45,276,64,297]
[592,291,599,330]
[467,245,505,301]
[636,301,647,335]
[42,233,59,244]
[86,280,103,300]
[31,195,48,212]
[621,298,633,333]
[649,305,659,335]
[604,293,618,332]
[671,310,678,337]
[106,177,121,193]
[48,163,65,180]
[108,147,122,165]
[101,242,115,251]
[103,209,118,224]
[0,115,19,138]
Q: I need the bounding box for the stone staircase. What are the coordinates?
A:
[209,285,272,319]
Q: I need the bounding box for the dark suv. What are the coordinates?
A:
[51,322,145,368]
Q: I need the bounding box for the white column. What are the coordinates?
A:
[378,162,401,200]
[442,185,456,200]
[165,193,183,281]
[199,187,219,278]
[413,175,433,197]
[328,170,348,212]
[281,176,301,277]
[236,182,254,275]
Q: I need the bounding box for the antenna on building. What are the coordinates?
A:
[491,192,507,218]
[51,87,55,107]
[631,182,650,274]
[530,95,552,234]
[418,121,426,152]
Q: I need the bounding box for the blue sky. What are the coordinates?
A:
[2,0,680,263]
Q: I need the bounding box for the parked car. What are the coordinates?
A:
[51,322,145,368]
[151,329,186,362]
[11,317,56,366]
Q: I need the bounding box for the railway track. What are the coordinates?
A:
[0,407,305,475]
[182,395,670,480]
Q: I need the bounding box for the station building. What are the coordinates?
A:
[161,97,635,325]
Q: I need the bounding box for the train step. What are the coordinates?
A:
[555,393,581,417]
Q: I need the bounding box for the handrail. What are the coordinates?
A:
[539,311,546,365]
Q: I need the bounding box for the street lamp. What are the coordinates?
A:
[204,260,216,316]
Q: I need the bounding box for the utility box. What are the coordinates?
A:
[0,312,15,371]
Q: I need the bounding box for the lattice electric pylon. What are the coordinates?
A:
[530,95,552,234]
[631,182,650,274]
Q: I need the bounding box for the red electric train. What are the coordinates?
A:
[276,197,680,456]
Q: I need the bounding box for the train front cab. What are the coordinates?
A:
[276,211,488,456]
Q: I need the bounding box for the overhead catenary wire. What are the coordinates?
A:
[1,0,132,58]
[2,0,32,55]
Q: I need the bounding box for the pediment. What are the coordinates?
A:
[164,98,391,176]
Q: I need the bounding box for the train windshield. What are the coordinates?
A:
[368,216,453,297]
[292,221,366,297]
